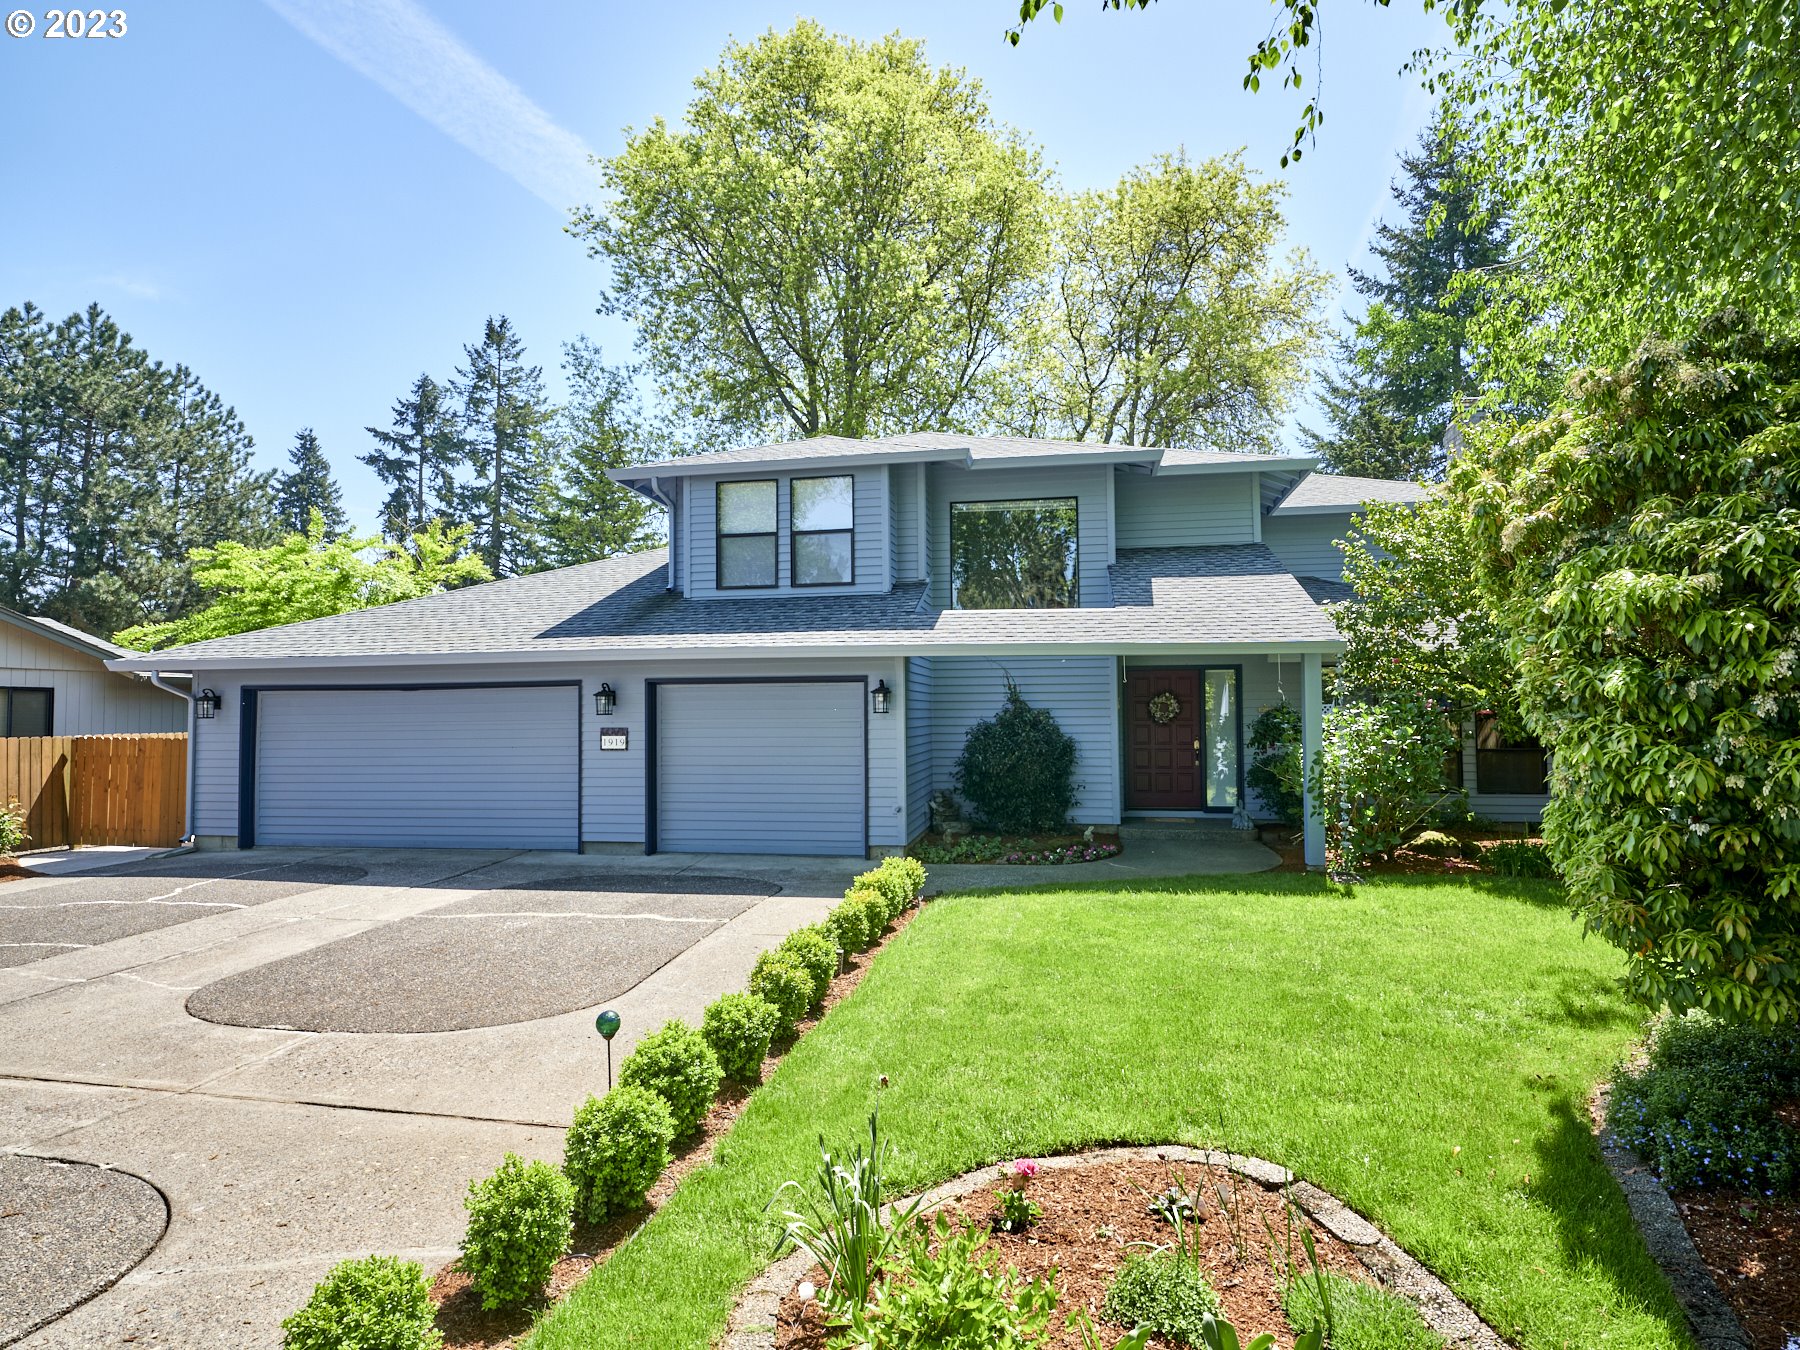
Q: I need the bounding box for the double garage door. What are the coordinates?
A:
[250,681,866,856]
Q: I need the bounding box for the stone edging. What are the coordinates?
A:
[1595,1128,1751,1350]
[724,1144,1511,1350]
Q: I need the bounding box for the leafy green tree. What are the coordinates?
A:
[0,302,275,638]
[361,373,462,543]
[115,511,490,651]
[455,316,555,577]
[1304,112,1511,479]
[536,338,663,568]
[273,429,347,539]
[1459,315,1800,1025]
[998,152,1326,451]
[576,20,1048,441]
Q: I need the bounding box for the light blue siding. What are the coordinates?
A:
[656,682,865,855]
[891,462,923,581]
[684,467,888,597]
[905,657,933,839]
[1262,515,1352,580]
[926,463,1113,609]
[1114,470,1257,549]
[926,656,1120,825]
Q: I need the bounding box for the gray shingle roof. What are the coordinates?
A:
[1271,473,1429,515]
[615,432,1312,480]
[1296,576,1359,606]
[111,543,1340,668]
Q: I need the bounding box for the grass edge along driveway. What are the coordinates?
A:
[527,874,1691,1350]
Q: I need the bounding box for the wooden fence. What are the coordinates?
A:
[0,734,187,851]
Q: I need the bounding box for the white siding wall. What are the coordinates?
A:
[926,463,1113,609]
[0,624,184,735]
[683,467,889,598]
[1113,471,1258,549]
[192,656,908,849]
[1261,515,1352,580]
[904,656,933,839]
[926,656,1120,825]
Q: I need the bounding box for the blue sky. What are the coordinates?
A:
[0,0,1448,531]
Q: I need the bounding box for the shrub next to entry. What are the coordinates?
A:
[617,1019,723,1138]
[953,682,1078,833]
[750,948,814,1031]
[281,1253,443,1350]
[459,1153,574,1310]
[702,991,782,1084]
[563,1084,674,1222]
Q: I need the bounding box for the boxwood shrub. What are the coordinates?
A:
[778,925,837,1005]
[563,1084,674,1222]
[701,991,781,1084]
[617,1019,723,1139]
[281,1254,443,1350]
[851,863,912,922]
[749,948,814,1031]
[823,896,874,954]
[459,1153,574,1310]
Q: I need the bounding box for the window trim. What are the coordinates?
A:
[788,474,856,588]
[2,686,54,737]
[948,496,1081,610]
[714,478,779,591]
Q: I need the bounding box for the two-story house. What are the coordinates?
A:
[109,434,1468,868]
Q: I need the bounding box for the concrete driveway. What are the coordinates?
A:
[0,847,857,1348]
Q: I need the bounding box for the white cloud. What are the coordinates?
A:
[264,0,597,211]
[92,274,169,301]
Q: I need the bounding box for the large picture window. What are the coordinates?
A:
[1475,714,1549,794]
[716,479,777,589]
[949,498,1079,609]
[790,475,854,586]
[2,687,52,737]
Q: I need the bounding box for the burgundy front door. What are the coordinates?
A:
[1125,669,1203,811]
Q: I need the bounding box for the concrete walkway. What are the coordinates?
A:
[0,832,1270,1347]
[16,845,184,876]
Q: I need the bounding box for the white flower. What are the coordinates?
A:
[798,1281,817,1302]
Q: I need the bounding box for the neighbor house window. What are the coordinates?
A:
[2,687,52,737]
[716,479,777,588]
[949,498,1079,609]
[791,475,854,586]
[1475,714,1548,794]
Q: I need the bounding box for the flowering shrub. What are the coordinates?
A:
[1308,697,1457,873]
[1609,1012,1800,1195]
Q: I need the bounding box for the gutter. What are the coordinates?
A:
[146,672,196,844]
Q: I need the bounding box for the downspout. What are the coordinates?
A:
[147,672,196,845]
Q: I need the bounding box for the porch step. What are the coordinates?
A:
[1117,818,1247,841]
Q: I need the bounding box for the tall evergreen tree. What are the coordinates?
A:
[536,339,662,568]
[274,429,347,538]
[360,374,461,543]
[454,316,554,577]
[1302,109,1510,480]
[0,301,275,637]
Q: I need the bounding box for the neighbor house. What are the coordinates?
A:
[0,607,187,736]
[108,433,1529,865]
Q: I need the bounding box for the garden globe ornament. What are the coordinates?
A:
[595,1009,622,1088]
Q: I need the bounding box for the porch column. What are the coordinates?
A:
[1300,653,1326,869]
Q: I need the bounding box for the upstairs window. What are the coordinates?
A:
[716,479,777,589]
[950,498,1079,609]
[1475,714,1549,794]
[791,475,855,586]
[2,687,52,737]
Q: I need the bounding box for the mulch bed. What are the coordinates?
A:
[908,831,1124,866]
[775,1156,1372,1350]
[427,900,927,1348]
[0,861,36,883]
[1674,1187,1800,1349]
[1264,833,1531,877]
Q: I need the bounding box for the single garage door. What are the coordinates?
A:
[254,685,579,849]
[655,682,864,856]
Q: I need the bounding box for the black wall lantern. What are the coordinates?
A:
[593,682,617,717]
[195,688,221,720]
[870,679,891,715]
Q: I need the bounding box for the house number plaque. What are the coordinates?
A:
[599,728,629,751]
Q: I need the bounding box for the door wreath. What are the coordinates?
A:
[1148,691,1182,724]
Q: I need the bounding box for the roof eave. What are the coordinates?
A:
[1155,456,1317,477]
[608,447,969,485]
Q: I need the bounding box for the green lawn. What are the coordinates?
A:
[527,874,1690,1350]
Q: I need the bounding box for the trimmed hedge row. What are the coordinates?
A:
[282,855,928,1343]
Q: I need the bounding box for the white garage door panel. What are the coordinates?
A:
[657,682,864,856]
[256,686,578,849]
